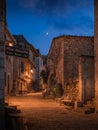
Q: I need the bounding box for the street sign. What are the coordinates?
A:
[5,45,29,58]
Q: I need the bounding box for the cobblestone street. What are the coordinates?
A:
[7,92,98,130]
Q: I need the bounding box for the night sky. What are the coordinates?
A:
[6,0,94,54]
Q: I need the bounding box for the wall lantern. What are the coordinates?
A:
[31,69,33,74]
[8,42,13,47]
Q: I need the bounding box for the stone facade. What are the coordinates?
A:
[0,0,6,128]
[5,27,16,95]
[47,35,94,102]
[78,56,94,103]
[94,0,98,110]
[35,54,43,91]
[13,35,39,94]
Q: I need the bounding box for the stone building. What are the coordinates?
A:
[35,49,43,91]
[13,35,39,94]
[94,0,98,111]
[78,55,94,103]
[0,0,6,128]
[4,32,42,95]
[5,27,16,95]
[47,35,94,102]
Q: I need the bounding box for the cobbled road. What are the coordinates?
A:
[8,92,98,130]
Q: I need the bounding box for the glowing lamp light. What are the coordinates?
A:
[31,69,33,74]
[9,42,13,47]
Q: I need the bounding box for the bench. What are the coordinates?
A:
[60,99,74,106]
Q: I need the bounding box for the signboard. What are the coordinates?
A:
[5,45,29,58]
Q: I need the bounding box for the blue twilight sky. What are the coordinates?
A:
[6,0,94,54]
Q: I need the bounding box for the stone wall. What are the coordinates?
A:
[47,37,64,87]
[94,0,98,110]
[5,55,14,95]
[47,35,94,101]
[13,57,20,94]
[0,0,6,128]
[63,36,93,84]
[78,56,94,103]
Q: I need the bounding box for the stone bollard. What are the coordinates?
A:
[74,101,78,110]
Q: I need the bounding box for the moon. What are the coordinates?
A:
[46,32,49,35]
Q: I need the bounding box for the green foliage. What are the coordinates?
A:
[40,70,49,83]
[50,83,63,98]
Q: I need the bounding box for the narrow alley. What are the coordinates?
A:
[7,92,98,130]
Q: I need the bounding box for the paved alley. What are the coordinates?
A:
[7,92,98,130]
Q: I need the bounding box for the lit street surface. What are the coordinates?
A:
[8,92,98,130]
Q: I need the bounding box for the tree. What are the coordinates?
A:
[40,69,49,84]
